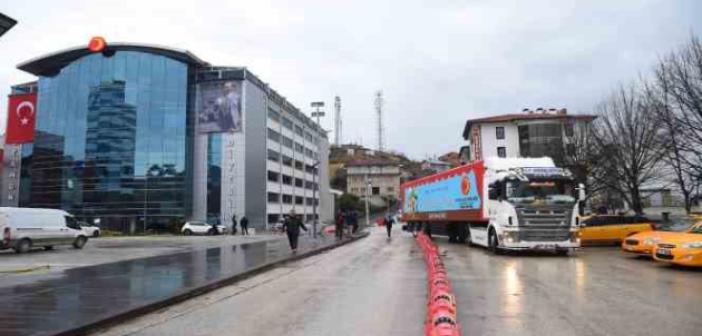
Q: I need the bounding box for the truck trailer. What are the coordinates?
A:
[400,157,585,254]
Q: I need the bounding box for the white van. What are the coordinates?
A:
[0,207,89,253]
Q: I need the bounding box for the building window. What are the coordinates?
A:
[268,214,280,224]
[295,178,303,187]
[372,187,380,195]
[267,128,280,142]
[295,196,304,205]
[282,154,293,167]
[282,174,292,185]
[267,149,280,162]
[295,142,304,153]
[497,147,506,158]
[351,188,358,193]
[267,171,280,182]
[282,117,294,130]
[496,126,505,140]
[305,148,314,159]
[305,181,314,189]
[305,214,314,222]
[387,187,394,192]
[267,192,280,202]
[282,135,293,148]
[282,194,293,204]
[294,160,304,170]
[305,164,317,174]
[268,108,280,122]
[306,197,314,205]
[304,132,314,142]
[295,125,304,136]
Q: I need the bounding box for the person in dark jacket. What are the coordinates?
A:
[230,215,238,235]
[384,214,395,238]
[283,210,307,252]
[240,216,249,236]
[335,211,345,240]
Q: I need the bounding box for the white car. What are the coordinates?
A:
[181,221,228,235]
[79,222,101,237]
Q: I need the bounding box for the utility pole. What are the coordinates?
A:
[374,91,384,152]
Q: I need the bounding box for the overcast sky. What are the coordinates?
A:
[1,0,701,159]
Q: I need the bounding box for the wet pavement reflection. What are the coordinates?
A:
[0,235,341,336]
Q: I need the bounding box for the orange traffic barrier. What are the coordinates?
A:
[416,232,462,336]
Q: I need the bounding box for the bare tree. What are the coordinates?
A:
[590,84,665,215]
[651,35,702,213]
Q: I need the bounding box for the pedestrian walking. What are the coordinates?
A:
[335,210,345,240]
[231,214,238,235]
[351,210,359,234]
[210,221,220,235]
[240,216,249,236]
[384,214,395,238]
[283,210,308,252]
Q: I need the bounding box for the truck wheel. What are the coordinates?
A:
[488,230,502,255]
[15,238,32,254]
[92,231,100,238]
[556,248,570,256]
[73,236,87,249]
[447,223,457,243]
[457,224,468,244]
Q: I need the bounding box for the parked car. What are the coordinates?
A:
[79,222,101,237]
[0,207,89,253]
[653,221,702,267]
[622,217,700,256]
[181,221,228,235]
[579,215,654,246]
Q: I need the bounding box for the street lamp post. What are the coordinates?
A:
[312,161,320,239]
[310,102,325,126]
[365,174,372,229]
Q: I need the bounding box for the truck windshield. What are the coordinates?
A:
[506,180,575,205]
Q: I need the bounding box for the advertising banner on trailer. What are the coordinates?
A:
[400,161,485,222]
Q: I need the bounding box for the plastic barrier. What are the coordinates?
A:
[416,233,462,336]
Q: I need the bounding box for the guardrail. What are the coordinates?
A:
[416,233,462,336]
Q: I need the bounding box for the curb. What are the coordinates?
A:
[57,231,370,336]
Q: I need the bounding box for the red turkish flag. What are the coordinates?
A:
[6,93,37,144]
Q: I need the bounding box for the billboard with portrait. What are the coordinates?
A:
[197,81,242,133]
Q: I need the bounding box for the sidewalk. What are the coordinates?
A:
[0,232,368,336]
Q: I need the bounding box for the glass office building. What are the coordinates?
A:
[10,42,331,232]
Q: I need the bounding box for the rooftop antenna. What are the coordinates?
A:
[334,96,342,146]
[375,90,384,152]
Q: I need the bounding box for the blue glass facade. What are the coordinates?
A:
[206,133,221,223]
[25,51,190,231]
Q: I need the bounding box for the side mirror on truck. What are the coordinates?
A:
[576,183,586,202]
[576,183,586,217]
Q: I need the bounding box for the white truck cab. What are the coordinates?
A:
[473,157,583,254]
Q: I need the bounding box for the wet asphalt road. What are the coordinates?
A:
[99,228,702,336]
[439,237,702,336]
[98,226,427,336]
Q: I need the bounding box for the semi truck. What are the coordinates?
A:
[400,157,585,254]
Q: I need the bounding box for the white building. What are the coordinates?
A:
[460,108,596,163]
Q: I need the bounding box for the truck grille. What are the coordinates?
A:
[516,207,572,228]
[518,230,571,242]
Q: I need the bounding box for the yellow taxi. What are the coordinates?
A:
[622,216,701,255]
[653,222,702,267]
[579,215,654,246]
